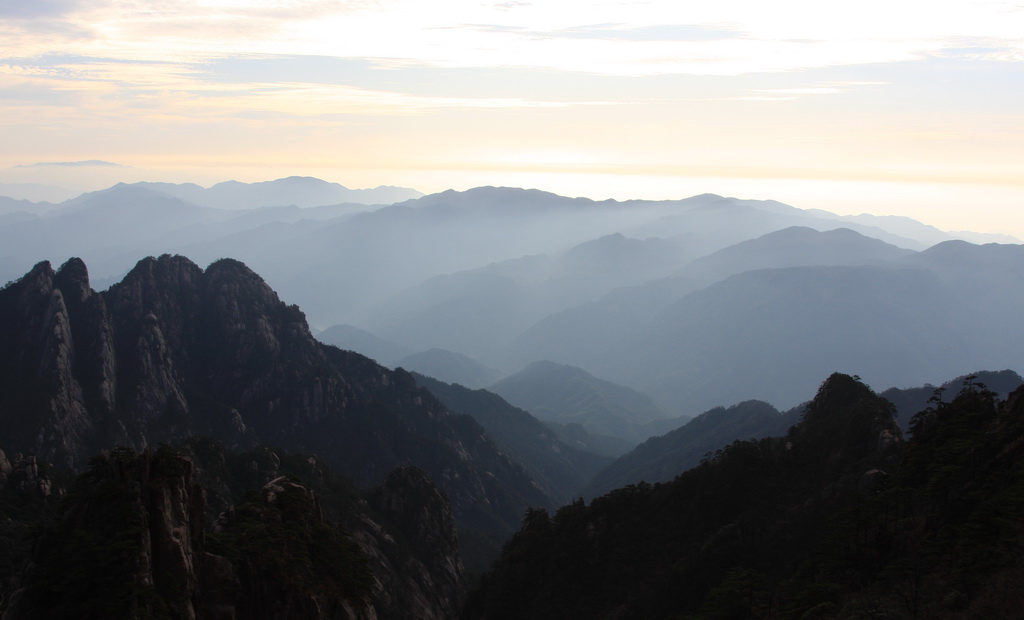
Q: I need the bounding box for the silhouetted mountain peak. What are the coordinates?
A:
[559,232,641,261]
[491,360,671,443]
[791,373,904,481]
[67,183,199,210]
[679,226,913,284]
[520,359,580,376]
[53,256,90,291]
[275,175,347,188]
[582,398,787,498]
[508,360,621,388]
[0,255,556,572]
[802,372,878,421]
[394,348,502,389]
[913,238,1024,266]
[16,259,55,292]
[401,186,591,214]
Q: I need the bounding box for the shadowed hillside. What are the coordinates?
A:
[466,374,1024,619]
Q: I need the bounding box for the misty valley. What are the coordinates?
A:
[1,177,1023,619]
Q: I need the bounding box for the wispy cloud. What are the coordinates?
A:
[14,160,125,167]
[0,0,88,20]
[0,57,617,125]
[6,1,1024,76]
[754,87,843,96]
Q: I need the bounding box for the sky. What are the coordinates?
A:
[1,0,1023,237]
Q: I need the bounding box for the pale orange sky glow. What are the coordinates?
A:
[2,0,1022,237]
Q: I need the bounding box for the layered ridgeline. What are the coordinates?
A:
[0,255,553,570]
[5,183,1023,425]
[581,369,1022,499]
[0,441,463,619]
[466,374,1024,619]
[410,373,612,506]
[488,360,681,449]
[505,232,1024,415]
[581,399,799,498]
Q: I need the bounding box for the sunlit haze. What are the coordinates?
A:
[2,1,1022,237]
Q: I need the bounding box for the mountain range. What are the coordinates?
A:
[2,177,1023,445]
[1,248,1022,618]
[3,178,1021,438]
[502,232,1024,415]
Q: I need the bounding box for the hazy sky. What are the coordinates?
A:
[2,1,1023,236]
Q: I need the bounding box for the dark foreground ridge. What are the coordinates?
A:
[0,441,463,619]
[465,374,1024,619]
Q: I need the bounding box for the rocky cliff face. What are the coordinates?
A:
[4,447,465,619]
[0,260,96,469]
[3,447,223,619]
[198,446,466,620]
[0,255,551,565]
[360,466,465,618]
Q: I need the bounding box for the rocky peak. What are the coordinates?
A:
[789,373,904,487]
[260,475,325,523]
[0,260,94,469]
[106,254,205,363]
[12,260,55,301]
[0,261,54,355]
[52,257,92,306]
[1,255,555,576]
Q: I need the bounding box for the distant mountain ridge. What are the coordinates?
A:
[396,348,504,389]
[585,368,1023,501]
[676,225,914,283]
[881,369,1024,429]
[582,400,797,498]
[316,323,412,366]
[2,181,1022,426]
[132,176,423,208]
[411,373,611,504]
[504,233,1024,416]
[489,360,680,445]
[1,181,1013,327]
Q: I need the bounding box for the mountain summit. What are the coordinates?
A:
[0,255,550,566]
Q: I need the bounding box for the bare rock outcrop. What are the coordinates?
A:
[358,465,466,619]
[0,254,553,587]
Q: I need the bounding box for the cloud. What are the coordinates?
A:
[506,22,744,42]
[0,57,618,126]
[0,0,86,20]
[14,160,125,167]
[5,1,1024,80]
[756,87,843,95]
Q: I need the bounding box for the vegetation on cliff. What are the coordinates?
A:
[465,374,1024,619]
[0,441,464,619]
